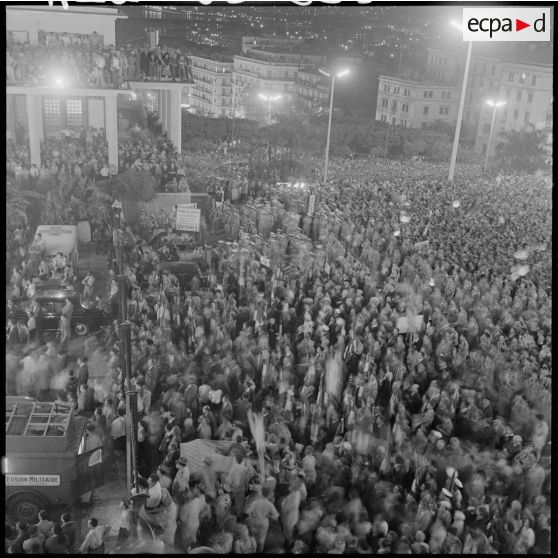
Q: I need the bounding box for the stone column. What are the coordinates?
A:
[168,87,182,153]
[104,95,118,169]
[26,94,43,167]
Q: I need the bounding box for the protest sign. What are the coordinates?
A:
[175,206,201,232]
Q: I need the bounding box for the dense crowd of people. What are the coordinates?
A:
[7,33,193,88]
[6,149,551,553]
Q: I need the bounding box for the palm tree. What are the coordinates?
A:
[6,181,31,230]
[39,179,113,227]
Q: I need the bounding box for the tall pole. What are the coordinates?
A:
[267,99,272,125]
[323,76,335,184]
[231,87,236,146]
[448,40,473,183]
[484,105,497,172]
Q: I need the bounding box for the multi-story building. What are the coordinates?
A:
[6,5,186,168]
[376,44,553,156]
[375,76,458,129]
[295,69,330,114]
[189,55,234,117]
[241,35,304,55]
[233,47,325,122]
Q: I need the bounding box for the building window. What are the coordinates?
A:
[423,90,428,98]
[516,91,522,102]
[65,99,83,127]
[391,117,396,125]
[439,106,444,115]
[531,74,537,86]
[524,112,530,123]
[381,98,388,108]
[43,97,61,128]
[527,93,533,103]
[491,65,496,75]
[428,91,433,98]
[439,106,449,115]
[508,71,514,82]
[423,106,429,115]
[519,73,526,84]
[442,91,446,99]
[391,101,397,112]
[546,112,552,125]
[402,103,408,113]
[506,89,511,98]
[513,109,519,119]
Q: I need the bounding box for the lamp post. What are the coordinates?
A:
[448,21,473,184]
[259,93,282,125]
[320,67,350,184]
[484,99,506,172]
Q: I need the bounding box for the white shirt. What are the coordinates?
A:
[146,481,162,508]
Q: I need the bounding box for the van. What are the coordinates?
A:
[35,225,79,272]
[5,398,105,522]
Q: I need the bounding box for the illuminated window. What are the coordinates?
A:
[43,98,61,128]
[66,99,83,128]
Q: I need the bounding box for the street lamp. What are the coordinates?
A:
[319,67,350,184]
[448,20,473,183]
[484,99,506,172]
[259,93,282,125]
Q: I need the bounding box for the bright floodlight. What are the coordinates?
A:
[450,20,462,31]
[260,94,282,102]
[318,68,331,77]
[336,69,350,78]
[53,77,65,88]
[487,99,506,108]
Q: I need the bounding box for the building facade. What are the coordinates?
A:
[6,5,187,167]
[376,45,553,156]
[375,76,458,129]
[295,69,330,114]
[189,55,234,117]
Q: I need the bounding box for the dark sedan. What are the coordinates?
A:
[8,289,110,336]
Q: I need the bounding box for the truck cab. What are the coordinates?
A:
[5,397,105,522]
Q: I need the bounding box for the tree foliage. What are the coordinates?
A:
[38,177,113,227]
[493,127,551,174]
[109,169,158,202]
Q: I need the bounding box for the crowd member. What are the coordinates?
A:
[5,149,551,554]
[78,517,110,554]
[6,37,193,88]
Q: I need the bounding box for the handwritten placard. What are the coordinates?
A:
[175,206,201,232]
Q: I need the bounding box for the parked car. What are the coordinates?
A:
[8,288,110,336]
[157,261,208,292]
